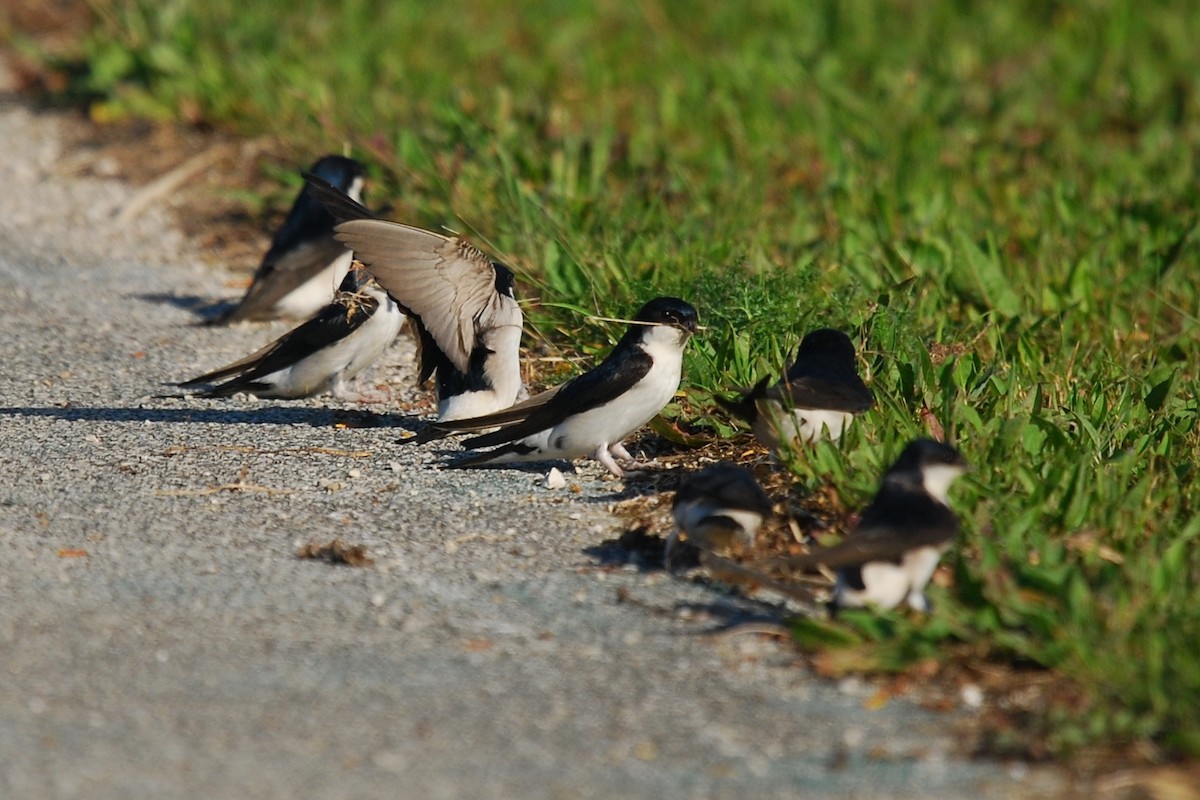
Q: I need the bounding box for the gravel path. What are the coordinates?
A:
[0,102,1066,799]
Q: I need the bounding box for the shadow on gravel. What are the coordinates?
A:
[135,292,232,323]
[579,468,681,505]
[586,530,795,628]
[0,405,408,428]
[584,525,668,572]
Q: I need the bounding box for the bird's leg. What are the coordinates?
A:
[663,528,681,571]
[594,444,625,478]
[609,441,635,462]
[608,440,657,471]
[331,373,389,404]
[906,590,933,614]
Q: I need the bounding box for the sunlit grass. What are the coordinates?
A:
[24,0,1200,757]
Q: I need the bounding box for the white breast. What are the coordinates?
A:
[834,544,946,612]
[756,400,855,446]
[261,288,404,397]
[273,250,354,320]
[533,332,684,458]
[438,297,525,420]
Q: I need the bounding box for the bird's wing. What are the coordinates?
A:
[770,374,874,413]
[332,220,505,375]
[459,346,654,449]
[675,467,773,516]
[180,294,378,386]
[223,238,350,323]
[304,171,514,375]
[432,383,566,431]
[762,491,957,571]
[302,173,376,223]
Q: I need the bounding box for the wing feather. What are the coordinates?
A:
[330,222,505,376]
[303,171,515,376]
[759,489,957,571]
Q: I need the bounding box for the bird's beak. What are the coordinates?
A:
[683,320,702,335]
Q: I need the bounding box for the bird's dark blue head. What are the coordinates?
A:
[795,328,856,362]
[633,296,700,333]
[492,262,517,299]
[269,156,367,252]
[308,155,366,192]
[886,438,969,495]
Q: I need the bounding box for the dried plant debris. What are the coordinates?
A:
[295,538,374,567]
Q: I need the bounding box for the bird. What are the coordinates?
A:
[432,297,700,477]
[216,155,366,324]
[176,264,404,401]
[302,172,524,422]
[759,438,969,613]
[716,328,873,454]
[667,464,774,569]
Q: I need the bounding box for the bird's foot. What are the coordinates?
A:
[333,385,390,404]
[595,445,625,478]
[606,441,658,474]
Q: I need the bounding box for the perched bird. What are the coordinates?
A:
[303,173,524,421]
[717,328,873,453]
[177,264,404,401]
[433,297,700,477]
[217,155,366,324]
[667,464,773,569]
[762,438,969,613]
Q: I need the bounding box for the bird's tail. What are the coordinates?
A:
[396,426,454,446]
[713,376,770,423]
[447,441,538,469]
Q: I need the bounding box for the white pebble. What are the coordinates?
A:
[544,467,567,490]
[960,683,984,708]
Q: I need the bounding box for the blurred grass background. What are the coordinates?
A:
[6,0,1199,759]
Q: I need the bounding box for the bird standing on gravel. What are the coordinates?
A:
[667,464,773,570]
[304,173,524,422]
[217,155,366,324]
[432,297,700,478]
[177,263,404,401]
[761,438,968,613]
[717,328,873,454]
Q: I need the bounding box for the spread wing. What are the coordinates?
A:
[449,345,653,449]
[333,221,504,374]
[180,294,377,387]
[304,172,511,375]
[760,488,957,571]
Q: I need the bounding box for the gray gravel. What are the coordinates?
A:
[0,102,1068,799]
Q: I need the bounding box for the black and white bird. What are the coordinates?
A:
[432,297,700,477]
[763,438,969,613]
[717,328,873,453]
[177,265,404,401]
[303,173,524,422]
[217,155,366,324]
[667,464,773,569]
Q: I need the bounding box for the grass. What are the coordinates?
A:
[15,0,1200,759]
